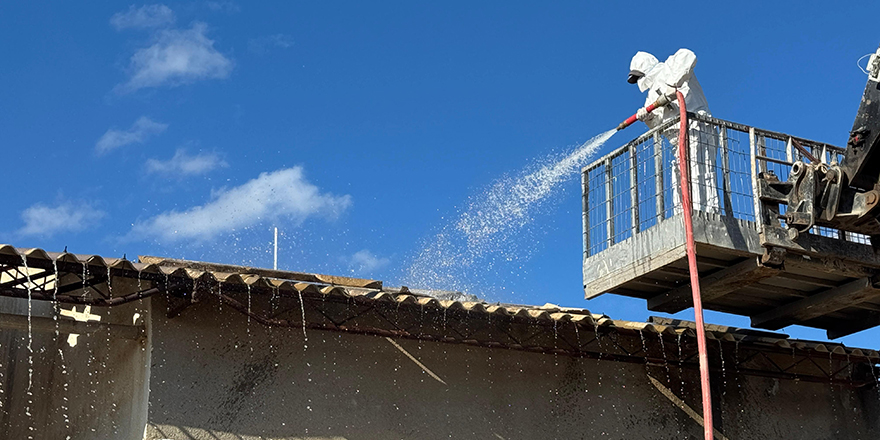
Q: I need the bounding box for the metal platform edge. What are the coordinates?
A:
[584,212,880,339]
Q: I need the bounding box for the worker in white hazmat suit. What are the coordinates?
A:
[628,49,720,215]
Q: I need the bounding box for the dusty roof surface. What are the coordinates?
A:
[1,245,877,386]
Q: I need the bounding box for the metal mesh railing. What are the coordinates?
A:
[583,114,865,257]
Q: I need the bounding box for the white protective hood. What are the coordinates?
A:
[630,51,659,92]
[631,49,709,117]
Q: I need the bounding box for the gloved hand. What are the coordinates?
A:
[636,107,649,121]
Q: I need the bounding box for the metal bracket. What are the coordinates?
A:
[819,166,843,221]
[785,161,820,236]
[761,247,786,267]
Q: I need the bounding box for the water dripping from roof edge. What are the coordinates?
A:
[677,333,685,399]
[657,332,671,387]
[20,254,35,439]
[718,339,727,400]
[297,289,313,413]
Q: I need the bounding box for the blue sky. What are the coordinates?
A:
[2,1,879,348]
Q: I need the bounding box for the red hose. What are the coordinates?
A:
[618,101,662,130]
[676,90,714,440]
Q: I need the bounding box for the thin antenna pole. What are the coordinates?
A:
[273,227,278,270]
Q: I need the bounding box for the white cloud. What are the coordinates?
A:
[205,1,240,13]
[146,149,228,176]
[347,250,390,274]
[96,116,167,154]
[129,167,351,242]
[115,22,233,94]
[110,4,176,30]
[18,201,106,237]
[248,34,294,55]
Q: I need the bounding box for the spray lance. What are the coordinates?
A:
[616,93,676,131]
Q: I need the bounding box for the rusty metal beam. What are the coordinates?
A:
[654,266,691,277]
[629,277,682,290]
[56,273,108,295]
[648,257,780,313]
[761,225,880,266]
[736,281,880,314]
[692,255,735,269]
[782,255,878,280]
[791,138,819,163]
[752,277,880,330]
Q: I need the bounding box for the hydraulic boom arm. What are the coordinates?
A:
[764,46,880,246]
[842,47,880,191]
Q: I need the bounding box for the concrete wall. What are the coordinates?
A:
[0,278,151,440]
[145,294,880,440]
[1,288,878,439]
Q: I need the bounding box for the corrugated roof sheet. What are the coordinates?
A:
[1,245,878,380]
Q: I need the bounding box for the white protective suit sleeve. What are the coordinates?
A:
[664,49,697,88]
